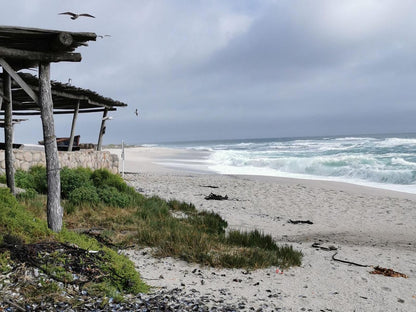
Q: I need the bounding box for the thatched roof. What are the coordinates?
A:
[0,73,127,115]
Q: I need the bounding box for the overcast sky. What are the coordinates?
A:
[1,0,416,145]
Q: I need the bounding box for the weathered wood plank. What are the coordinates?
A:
[0,107,116,116]
[0,57,39,104]
[0,46,82,62]
[39,62,63,232]
[2,72,15,195]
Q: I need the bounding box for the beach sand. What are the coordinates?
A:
[107,147,416,311]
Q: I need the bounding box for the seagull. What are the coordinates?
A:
[135,109,139,117]
[59,12,95,20]
[98,34,112,39]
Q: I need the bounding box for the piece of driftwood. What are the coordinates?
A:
[205,193,228,200]
[312,242,337,251]
[370,266,408,278]
[200,185,219,189]
[288,219,313,225]
[331,252,370,267]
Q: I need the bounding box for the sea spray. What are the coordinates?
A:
[160,134,416,193]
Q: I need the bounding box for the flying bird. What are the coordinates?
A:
[135,109,139,117]
[98,34,112,39]
[59,12,95,20]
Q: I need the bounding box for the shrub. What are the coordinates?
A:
[91,169,128,192]
[15,169,35,190]
[136,196,170,220]
[28,166,47,194]
[97,186,130,208]
[16,188,38,201]
[60,167,93,198]
[68,185,100,206]
[0,187,50,243]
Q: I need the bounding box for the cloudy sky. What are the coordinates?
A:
[1,0,416,145]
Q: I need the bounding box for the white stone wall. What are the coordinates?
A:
[0,149,119,174]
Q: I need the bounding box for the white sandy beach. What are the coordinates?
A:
[107,147,416,311]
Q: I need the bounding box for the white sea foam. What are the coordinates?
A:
[161,134,416,194]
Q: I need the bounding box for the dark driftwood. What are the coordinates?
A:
[205,193,228,200]
[3,71,15,195]
[0,46,81,62]
[288,219,313,225]
[39,62,63,232]
[331,252,370,267]
[200,185,219,189]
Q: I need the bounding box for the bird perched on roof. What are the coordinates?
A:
[59,12,95,20]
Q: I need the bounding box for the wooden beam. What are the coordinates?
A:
[2,71,15,195]
[0,107,116,116]
[0,46,82,62]
[0,57,39,104]
[97,108,108,151]
[39,62,63,232]
[68,101,80,151]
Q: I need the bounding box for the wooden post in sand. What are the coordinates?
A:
[2,71,15,195]
[39,62,63,232]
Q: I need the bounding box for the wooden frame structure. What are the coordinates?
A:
[0,26,127,232]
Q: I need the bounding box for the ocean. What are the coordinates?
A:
[153,133,416,194]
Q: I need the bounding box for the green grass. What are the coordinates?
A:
[0,187,148,304]
[1,167,302,303]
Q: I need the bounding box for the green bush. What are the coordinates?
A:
[68,185,100,206]
[0,174,6,184]
[97,186,130,208]
[0,187,50,243]
[91,169,128,192]
[16,188,38,201]
[15,169,35,190]
[60,167,93,198]
[28,166,47,194]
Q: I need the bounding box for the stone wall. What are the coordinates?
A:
[0,149,119,174]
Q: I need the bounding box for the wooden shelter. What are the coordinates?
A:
[0,26,127,232]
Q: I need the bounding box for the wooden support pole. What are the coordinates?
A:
[68,100,80,151]
[2,71,15,195]
[39,62,63,232]
[96,108,108,151]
